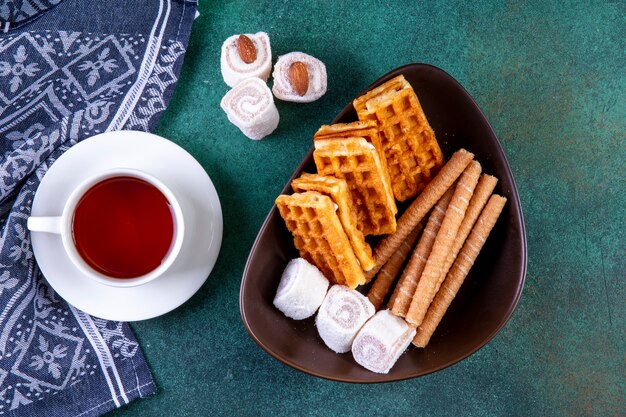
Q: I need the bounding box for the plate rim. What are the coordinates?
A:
[240,63,527,382]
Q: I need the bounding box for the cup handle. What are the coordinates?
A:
[27,217,63,234]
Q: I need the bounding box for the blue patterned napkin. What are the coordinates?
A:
[0,0,197,415]
[1,1,63,33]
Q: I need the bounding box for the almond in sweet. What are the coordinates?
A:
[237,34,257,64]
[288,61,309,96]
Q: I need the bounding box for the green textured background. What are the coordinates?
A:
[111,1,625,416]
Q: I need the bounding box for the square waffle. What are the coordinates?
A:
[313,121,393,199]
[353,75,444,201]
[313,137,397,236]
[275,191,365,288]
[314,121,384,159]
[292,173,375,271]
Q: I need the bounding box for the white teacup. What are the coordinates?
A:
[27,168,185,288]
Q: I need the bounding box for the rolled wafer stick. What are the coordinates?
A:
[434,174,498,294]
[367,221,423,310]
[389,187,454,317]
[413,194,507,347]
[364,149,474,281]
[405,160,482,328]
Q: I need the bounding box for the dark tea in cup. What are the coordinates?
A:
[72,176,175,279]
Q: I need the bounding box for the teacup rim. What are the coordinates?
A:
[60,167,185,288]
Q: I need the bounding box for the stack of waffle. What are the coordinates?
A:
[276,75,444,289]
[353,75,444,201]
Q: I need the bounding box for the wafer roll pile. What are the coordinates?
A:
[273,75,507,374]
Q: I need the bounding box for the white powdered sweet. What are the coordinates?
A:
[315,285,375,353]
[220,32,272,87]
[272,52,327,103]
[273,258,329,320]
[220,77,279,140]
[351,310,416,374]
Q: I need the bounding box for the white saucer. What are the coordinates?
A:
[30,131,223,321]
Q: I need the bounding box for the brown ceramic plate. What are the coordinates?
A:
[240,63,527,382]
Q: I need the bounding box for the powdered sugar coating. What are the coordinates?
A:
[221,32,272,87]
[220,77,279,140]
[272,52,327,103]
[315,285,374,353]
[273,258,329,320]
[351,310,415,374]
